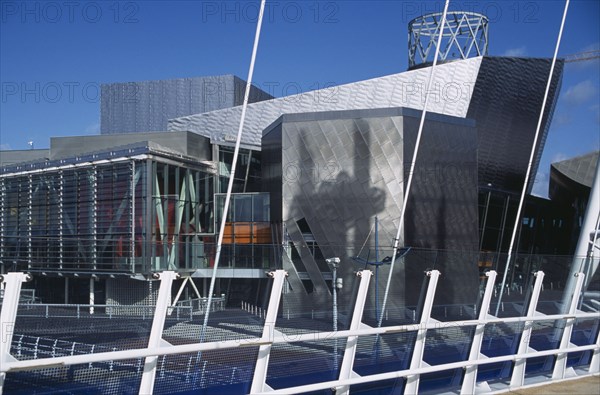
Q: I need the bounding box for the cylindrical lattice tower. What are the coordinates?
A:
[408,11,489,69]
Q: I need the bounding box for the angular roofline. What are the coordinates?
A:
[262,106,477,138]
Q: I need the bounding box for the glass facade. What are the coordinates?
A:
[477,189,575,289]
[217,146,261,193]
[214,193,274,269]
[147,160,215,272]
[0,161,138,274]
[478,189,574,257]
[0,155,217,275]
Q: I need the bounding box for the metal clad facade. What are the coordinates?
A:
[466,57,564,192]
[263,108,479,314]
[100,75,273,134]
[168,58,483,148]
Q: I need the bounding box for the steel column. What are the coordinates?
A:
[58,171,64,269]
[26,175,32,269]
[153,173,165,271]
[249,270,287,393]
[130,162,136,272]
[139,271,178,394]
[404,270,441,395]
[461,270,497,394]
[64,277,69,304]
[169,171,187,269]
[510,271,545,388]
[336,269,373,395]
[91,167,98,271]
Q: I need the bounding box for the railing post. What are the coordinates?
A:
[404,270,441,395]
[139,271,178,395]
[553,272,585,379]
[590,316,600,374]
[249,270,287,394]
[510,271,545,389]
[461,270,497,394]
[89,278,95,315]
[336,269,373,395]
[0,273,30,395]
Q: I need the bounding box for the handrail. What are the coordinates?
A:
[1,269,598,394]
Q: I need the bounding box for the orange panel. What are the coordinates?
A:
[223,223,235,244]
[222,222,272,244]
[254,223,272,244]
[234,223,253,244]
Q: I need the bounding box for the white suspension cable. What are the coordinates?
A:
[200,0,267,341]
[377,0,451,328]
[495,0,570,316]
[357,222,375,259]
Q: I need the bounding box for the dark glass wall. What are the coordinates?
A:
[0,157,218,275]
[0,161,139,274]
[218,146,261,193]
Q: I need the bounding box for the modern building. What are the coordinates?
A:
[0,58,566,313]
[0,11,584,320]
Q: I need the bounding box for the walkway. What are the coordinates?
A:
[507,375,600,394]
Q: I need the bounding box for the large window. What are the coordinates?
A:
[214,193,273,269]
[148,161,215,272]
[217,146,261,193]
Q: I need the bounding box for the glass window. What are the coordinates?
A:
[253,193,270,222]
[234,195,252,222]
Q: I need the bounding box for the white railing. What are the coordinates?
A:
[10,302,194,320]
[0,269,598,394]
[241,301,268,319]
[177,296,226,314]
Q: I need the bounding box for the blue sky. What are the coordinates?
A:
[1,0,598,197]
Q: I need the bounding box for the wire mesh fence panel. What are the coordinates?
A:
[417,326,474,393]
[1,241,598,395]
[152,348,260,394]
[164,310,265,343]
[524,319,563,377]
[490,253,579,318]
[476,321,525,383]
[5,282,157,393]
[423,325,475,365]
[266,339,345,390]
[4,359,145,394]
[353,332,416,377]
[265,260,364,390]
[149,306,265,394]
[568,318,599,369]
